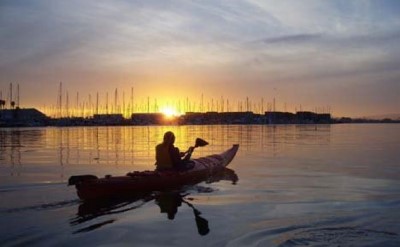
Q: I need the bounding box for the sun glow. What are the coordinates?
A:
[160,106,180,118]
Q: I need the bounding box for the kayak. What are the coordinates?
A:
[69,144,239,200]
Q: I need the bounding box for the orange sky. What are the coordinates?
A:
[1,1,400,118]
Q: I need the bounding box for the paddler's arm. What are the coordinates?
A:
[181,146,194,155]
[183,146,194,161]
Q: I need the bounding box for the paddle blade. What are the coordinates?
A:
[195,138,209,148]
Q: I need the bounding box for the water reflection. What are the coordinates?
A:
[71,193,154,233]
[0,125,332,168]
[156,192,210,236]
[0,125,334,184]
[70,168,238,235]
[0,128,44,177]
[2,125,400,246]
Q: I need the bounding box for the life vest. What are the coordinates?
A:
[155,143,174,169]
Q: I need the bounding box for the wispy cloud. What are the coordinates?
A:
[0,0,399,115]
[260,33,323,44]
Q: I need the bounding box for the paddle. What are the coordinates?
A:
[182,198,210,236]
[187,138,208,154]
[194,138,209,148]
[182,138,208,162]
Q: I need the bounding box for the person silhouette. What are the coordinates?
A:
[155,131,194,171]
[155,192,210,236]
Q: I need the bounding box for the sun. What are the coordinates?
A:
[160,106,180,118]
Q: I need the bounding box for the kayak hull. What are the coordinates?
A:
[70,144,239,201]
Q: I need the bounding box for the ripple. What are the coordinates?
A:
[227,224,304,247]
[4,199,79,213]
[228,225,399,247]
[72,219,116,234]
[279,227,399,247]
[227,212,400,247]
[0,182,66,192]
[1,229,54,247]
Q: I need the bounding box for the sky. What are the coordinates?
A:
[0,0,400,117]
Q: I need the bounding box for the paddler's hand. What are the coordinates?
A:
[182,147,194,155]
[188,146,195,153]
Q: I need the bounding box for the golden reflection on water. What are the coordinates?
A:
[0,125,333,181]
[0,125,332,165]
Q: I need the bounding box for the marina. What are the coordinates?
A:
[2,83,398,127]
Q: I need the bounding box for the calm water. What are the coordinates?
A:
[0,124,399,246]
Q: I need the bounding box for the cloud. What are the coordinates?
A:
[239,28,400,80]
[0,0,399,116]
[260,33,323,44]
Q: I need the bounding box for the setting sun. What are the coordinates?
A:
[160,106,180,118]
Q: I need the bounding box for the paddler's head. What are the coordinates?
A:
[163,131,175,145]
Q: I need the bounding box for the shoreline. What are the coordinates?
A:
[1,108,399,128]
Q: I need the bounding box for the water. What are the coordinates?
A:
[0,124,399,246]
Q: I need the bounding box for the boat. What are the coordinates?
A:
[68,144,239,201]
